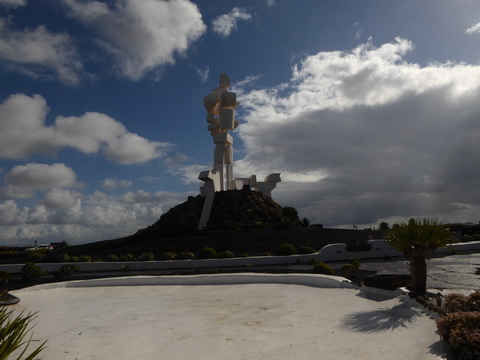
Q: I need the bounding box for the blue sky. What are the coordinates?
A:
[2,0,480,246]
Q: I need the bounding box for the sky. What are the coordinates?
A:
[1,0,480,246]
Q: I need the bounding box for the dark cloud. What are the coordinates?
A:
[237,38,480,226]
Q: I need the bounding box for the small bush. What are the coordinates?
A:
[436,311,480,359]
[276,243,296,256]
[119,254,134,261]
[107,254,119,262]
[139,252,155,261]
[444,291,480,313]
[53,264,79,281]
[250,221,267,229]
[0,271,11,287]
[0,250,22,259]
[282,206,299,221]
[160,252,176,261]
[78,255,92,262]
[21,262,47,281]
[240,253,250,257]
[297,245,316,254]
[341,257,361,277]
[70,256,80,262]
[57,253,71,262]
[199,247,218,259]
[313,262,334,275]
[447,247,458,255]
[178,252,195,260]
[220,250,234,258]
[220,220,242,231]
[261,251,272,256]
[26,251,45,262]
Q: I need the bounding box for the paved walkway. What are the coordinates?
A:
[348,252,480,294]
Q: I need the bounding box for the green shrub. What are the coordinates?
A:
[297,245,316,254]
[0,250,22,259]
[240,253,250,257]
[0,304,47,359]
[107,254,119,262]
[70,256,80,262]
[178,252,195,260]
[282,206,299,221]
[160,252,176,261]
[139,252,155,261]
[313,262,335,275]
[121,265,130,272]
[78,255,92,262]
[0,271,11,287]
[220,250,234,258]
[250,221,267,229]
[341,257,361,277]
[275,243,296,256]
[261,251,272,256]
[53,264,79,281]
[199,247,217,259]
[57,253,70,262]
[119,254,134,261]
[436,311,480,359]
[26,251,45,262]
[21,262,47,281]
[220,220,242,231]
[447,247,458,255]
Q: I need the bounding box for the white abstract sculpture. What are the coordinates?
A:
[198,74,281,230]
[203,73,239,191]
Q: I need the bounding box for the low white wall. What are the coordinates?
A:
[2,240,479,274]
[14,273,355,291]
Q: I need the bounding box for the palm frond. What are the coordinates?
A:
[385,218,453,253]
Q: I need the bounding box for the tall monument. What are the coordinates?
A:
[198,74,281,229]
[203,73,239,191]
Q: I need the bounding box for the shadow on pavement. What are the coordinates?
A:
[341,302,422,333]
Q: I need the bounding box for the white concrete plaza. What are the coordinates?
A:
[11,274,451,360]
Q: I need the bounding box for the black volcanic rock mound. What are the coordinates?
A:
[140,189,301,237]
[206,188,301,230]
[140,195,204,236]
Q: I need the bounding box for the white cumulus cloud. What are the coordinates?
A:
[235,37,480,227]
[212,7,252,38]
[62,0,206,80]
[41,188,81,208]
[102,178,132,190]
[0,18,83,84]
[0,0,27,8]
[265,0,276,7]
[0,93,170,164]
[0,189,192,245]
[5,163,78,189]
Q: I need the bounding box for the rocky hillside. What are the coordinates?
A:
[138,187,302,237]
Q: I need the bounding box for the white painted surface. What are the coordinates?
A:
[11,274,451,360]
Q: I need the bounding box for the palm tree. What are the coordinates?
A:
[385,218,453,295]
